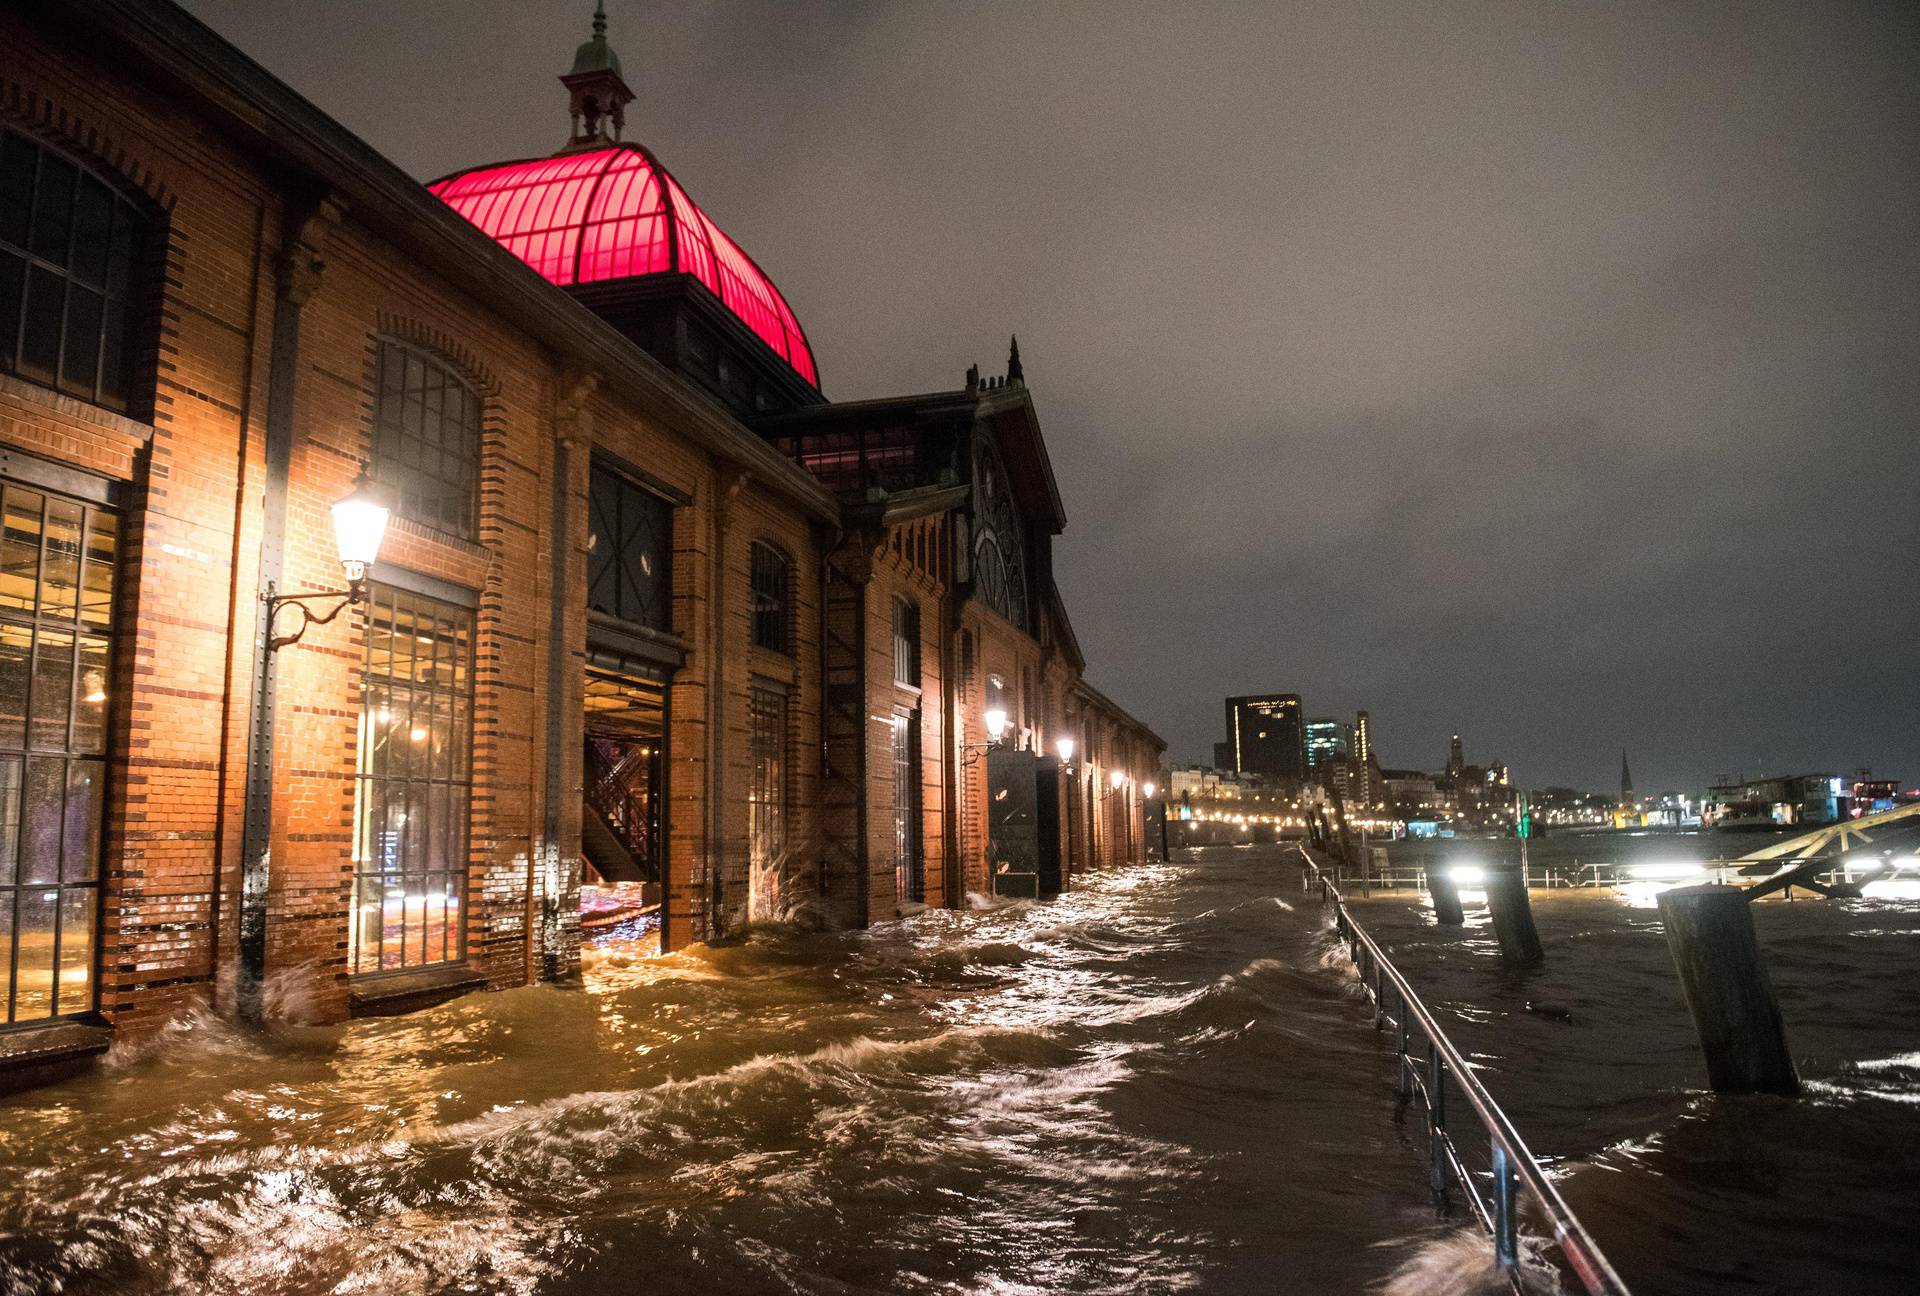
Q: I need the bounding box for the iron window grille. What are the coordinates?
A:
[370,339,482,538]
[749,541,791,654]
[0,129,148,414]
[892,596,920,688]
[587,464,673,632]
[350,585,474,975]
[0,478,115,1025]
[748,684,787,883]
[892,710,923,903]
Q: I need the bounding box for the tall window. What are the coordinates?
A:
[892,596,920,687]
[370,340,481,537]
[892,710,922,904]
[587,464,673,631]
[748,683,787,893]
[0,129,147,412]
[351,586,473,975]
[749,542,790,653]
[0,479,115,1023]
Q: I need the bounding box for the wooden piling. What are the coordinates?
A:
[1429,868,1465,925]
[1656,884,1798,1095]
[1484,865,1543,964]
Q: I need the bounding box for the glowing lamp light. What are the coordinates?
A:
[1142,781,1157,798]
[1055,736,1076,763]
[983,707,1009,741]
[1449,865,1485,884]
[1110,768,1127,790]
[331,475,391,584]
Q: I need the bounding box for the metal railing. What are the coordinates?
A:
[1299,846,1631,1295]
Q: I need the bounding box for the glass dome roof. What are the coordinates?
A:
[430,145,817,387]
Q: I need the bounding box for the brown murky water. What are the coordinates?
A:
[1355,832,1920,1295]
[0,847,1480,1295]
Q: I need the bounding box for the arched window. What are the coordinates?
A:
[370,338,482,537]
[0,128,150,413]
[749,541,791,653]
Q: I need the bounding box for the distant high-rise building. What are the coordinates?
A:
[1305,717,1354,772]
[1212,741,1234,771]
[1447,733,1464,777]
[1354,710,1371,764]
[1223,694,1306,783]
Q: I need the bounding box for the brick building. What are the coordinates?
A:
[0,0,1162,1086]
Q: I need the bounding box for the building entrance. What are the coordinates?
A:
[581,666,665,938]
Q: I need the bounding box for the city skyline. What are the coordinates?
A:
[177,0,1920,793]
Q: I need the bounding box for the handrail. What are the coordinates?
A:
[1298,845,1631,1295]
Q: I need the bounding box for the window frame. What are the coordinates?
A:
[891,595,920,689]
[747,680,788,884]
[586,461,675,634]
[349,582,476,978]
[748,540,791,655]
[0,127,152,415]
[368,338,484,539]
[0,470,119,1028]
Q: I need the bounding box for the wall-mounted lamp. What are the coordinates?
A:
[1110,768,1127,790]
[983,707,1009,742]
[266,472,390,651]
[1142,781,1157,799]
[1055,736,1076,772]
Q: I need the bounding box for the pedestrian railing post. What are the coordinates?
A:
[1428,1044,1448,1207]
[1394,1001,1411,1100]
[1492,1140,1519,1274]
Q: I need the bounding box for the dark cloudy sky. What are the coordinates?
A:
[178,0,1920,793]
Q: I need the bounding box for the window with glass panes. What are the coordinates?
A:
[0,479,115,1024]
[748,684,786,875]
[351,586,473,975]
[0,129,147,413]
[891,710,922,903]
[749,542,790,653]
[587,464,673,631]
[370,340,482,537]
[892,597,920,687]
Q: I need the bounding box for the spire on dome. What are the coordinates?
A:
[1007,335,1024,385]
[560,1,636,151]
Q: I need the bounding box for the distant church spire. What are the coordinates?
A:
[1007,335,1024,384]
[1620,749,1634,803]
[560,1,636,152]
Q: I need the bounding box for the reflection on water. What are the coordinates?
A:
[1354,837,1920,1295]
[0,847,1470,1295]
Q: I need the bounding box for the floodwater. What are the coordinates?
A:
[0,847,1483,1296]
[1356,830,1920,1294]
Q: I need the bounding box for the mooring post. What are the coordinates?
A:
[1429,867,1465,926]
[1656,884,1799,1095]
[1484,864,1544,964]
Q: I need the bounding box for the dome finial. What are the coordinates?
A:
[560,0,636,151]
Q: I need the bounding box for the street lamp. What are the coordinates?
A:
[266,472,391,650]
[1142,780,1157,799]
[1055,735,1075,764]
[1110,768,1127,790]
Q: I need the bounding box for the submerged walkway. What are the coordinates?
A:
[0,846,1467,1294]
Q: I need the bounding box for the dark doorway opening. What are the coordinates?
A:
[581,666,665,942]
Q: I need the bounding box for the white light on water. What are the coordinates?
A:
[1627,862,1705,881]
[1861,878,1920,902]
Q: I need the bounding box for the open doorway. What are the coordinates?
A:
[581,666,665,945]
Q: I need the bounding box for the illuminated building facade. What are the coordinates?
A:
[1223,693,1305,784]
[1304,717,1353,772]
[0,0,1161,1084]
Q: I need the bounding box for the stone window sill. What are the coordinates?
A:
[349,964,487,1018]
[0,1019,113,1092]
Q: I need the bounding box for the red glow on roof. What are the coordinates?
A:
[430,147,817,387]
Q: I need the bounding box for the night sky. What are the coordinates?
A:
[177,0,1920,794]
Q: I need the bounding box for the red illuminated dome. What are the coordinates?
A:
[428,5,817,389]
[431,147,817,386]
